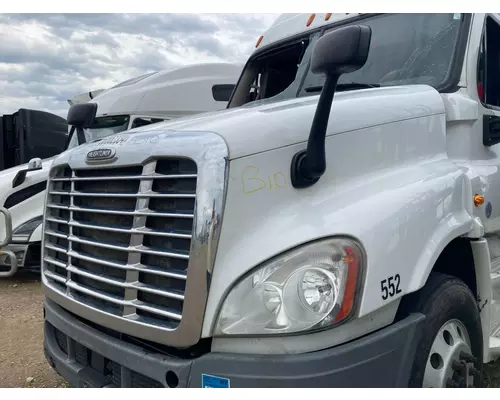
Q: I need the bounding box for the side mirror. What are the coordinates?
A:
[27,157,42,171]
[291,25,372,189]
[212,84,236,102]
[67,102,98,146]
[310,25,372,76]
[67,102,97,128]
[12,157,43,188]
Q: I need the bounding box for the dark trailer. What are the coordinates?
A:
[0,108,68,171]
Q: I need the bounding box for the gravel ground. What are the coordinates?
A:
[1,271,500,388]
[0,272,69,388]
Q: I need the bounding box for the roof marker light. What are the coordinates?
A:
[325,13,332,21]
[306,13,316,27]
[255,35,263,48]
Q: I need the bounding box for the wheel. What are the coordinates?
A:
[397,272,483,387]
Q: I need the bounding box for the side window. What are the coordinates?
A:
[131,117,165,130]
[238,38,312,105]
[478,16,500,108]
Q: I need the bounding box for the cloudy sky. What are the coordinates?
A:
[0,13,278,117]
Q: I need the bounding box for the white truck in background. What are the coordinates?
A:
[40,12,500,388]
[0,62,241,277]
[0,109,67,276]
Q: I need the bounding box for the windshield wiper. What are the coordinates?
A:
[304,82,380,93]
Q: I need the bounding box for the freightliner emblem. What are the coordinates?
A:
[86,148,116,162]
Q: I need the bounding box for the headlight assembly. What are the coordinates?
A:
[215,237,364,336]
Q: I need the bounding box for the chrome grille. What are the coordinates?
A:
[42,159,198,329]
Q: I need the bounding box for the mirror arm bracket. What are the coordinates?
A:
[12,170,27,188]
[291,75,339,189]
[289,24,371,190]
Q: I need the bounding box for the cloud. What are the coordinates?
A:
[0,13,278,118]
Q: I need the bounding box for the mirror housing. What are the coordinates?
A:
[67,102,97,128]
[310,25,372,76]
[27,157,42,171]
[12,157,43,188]
[67,102,98,146]
[483,115,500,147]
[291,25,372,189]
[212,84,236,102]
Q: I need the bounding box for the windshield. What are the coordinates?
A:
[67,115,130,150]
[231,13,466,108]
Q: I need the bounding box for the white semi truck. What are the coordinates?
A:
[41,12,500,388]
[0,62,241,277]
[0,109,68,276]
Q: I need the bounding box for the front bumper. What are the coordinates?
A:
[44,297,425,388]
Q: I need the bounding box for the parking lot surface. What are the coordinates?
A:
[1,271,500,388]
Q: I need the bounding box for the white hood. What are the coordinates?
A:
[115,84,445,160]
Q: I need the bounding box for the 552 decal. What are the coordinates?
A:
[381,274,402,300]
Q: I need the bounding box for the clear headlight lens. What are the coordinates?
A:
[214,238,363,336]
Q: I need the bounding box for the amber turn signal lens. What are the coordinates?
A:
[255,35,263,48]
[474,194,485,207]
[306,13,316,27]
[335,246,359,323]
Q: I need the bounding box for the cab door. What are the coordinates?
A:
[466,13,500,339]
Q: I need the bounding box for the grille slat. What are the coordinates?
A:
[44,256,67,269]
[50,191,196,199]
[45,229,68,239]
[43,159,197,329]
[66,280,183,322]
[68,235,190,259]
[47,204,194,219]
[67,265,186,301]
[51,173,197,182]
[68,220,192,239]
[46,217,70,225]
[68,250,187,280]
[45,243,68,254]
[44,269,67,284]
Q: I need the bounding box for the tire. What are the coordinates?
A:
[397,272,483,388]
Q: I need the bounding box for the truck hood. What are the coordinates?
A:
[86,85,446,160]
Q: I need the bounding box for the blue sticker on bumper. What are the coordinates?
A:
[202,374,230,388]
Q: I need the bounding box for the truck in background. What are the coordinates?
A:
[0,62,241,277]
[0,109,68,275]
[39,12,500,388]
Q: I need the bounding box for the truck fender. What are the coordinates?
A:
[29,222,43,243]
[470,239,492,362]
